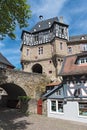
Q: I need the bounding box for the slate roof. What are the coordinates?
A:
[59,52,87,76]
[30,17,68,33]
[30,17,58,33]
[0,53,15,68]
[42,83,62,100]
[69,34,87,42]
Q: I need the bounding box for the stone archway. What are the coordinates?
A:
[32,64,42,74]
[0,83,27,108]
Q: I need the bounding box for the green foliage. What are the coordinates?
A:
[18,96,30,114]
[18,96,31,102]
[0,0,31,39]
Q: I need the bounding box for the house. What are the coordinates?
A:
[0,52,15,69]
[0,52,15,98]
[20,16,87,81]
[42,52,87,123]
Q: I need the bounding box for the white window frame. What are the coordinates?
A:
[38,46,43,55]
[60,42,63,50]
[68,47,72,54]
[55,89,62,96]
[80,44,87,51]
[78,102,87,117]
[78,57,87,64]
[50,100,64,114]
[50,100,57,112]
[26,48,29,56]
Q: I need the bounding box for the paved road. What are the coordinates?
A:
[0,108,87,130]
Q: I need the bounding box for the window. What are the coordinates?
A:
[58,101,63,113]
[35,35,38,41]
[81,58,84,63]
[79,102,87,116]
[49,71,52,74]
[77,57,87,64]
[51,100,64,113]
[44,34,49,42]
[51,101,56,112]
[68,47,72,54]
[49,60,52,63]
[60,42,63,50]
[55,89,62,95]
[26,49,29,56]
[81,36,85,40]
[80,44,87,51]
[38,47,43,55]
[61,28,64,35]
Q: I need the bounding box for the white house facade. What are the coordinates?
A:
[47,99,87,123]
[43,53,87,123]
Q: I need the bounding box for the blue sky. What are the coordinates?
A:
[0,0,87,69]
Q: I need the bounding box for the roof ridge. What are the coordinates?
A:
[69,34,87,38]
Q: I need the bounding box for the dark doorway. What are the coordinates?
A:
[32,64,42,74]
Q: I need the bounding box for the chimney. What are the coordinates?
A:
[59,16,63,23]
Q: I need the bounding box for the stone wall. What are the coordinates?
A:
[0,68,50,99]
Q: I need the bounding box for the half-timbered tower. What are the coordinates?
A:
[20,17,69,81]
[20,16,87,81]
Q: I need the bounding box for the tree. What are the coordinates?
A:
[0,0,31,39]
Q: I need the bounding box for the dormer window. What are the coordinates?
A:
[80,44,87,51]
[34,29,36,32]
[39,24,41,27]
[55,89,62,95]
[81,36,85,40]
[68,47,72,54]
[48,22,51,27]
[77,57,87,64]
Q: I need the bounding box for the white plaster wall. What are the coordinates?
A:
[47,99,87,123]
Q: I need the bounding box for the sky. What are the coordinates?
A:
[0,0,87,69]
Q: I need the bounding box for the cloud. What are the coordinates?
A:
[30,0,68,19]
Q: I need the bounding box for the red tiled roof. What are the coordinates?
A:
[47,81,61,86]
[59,52,87,76]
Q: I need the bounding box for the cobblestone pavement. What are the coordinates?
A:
[0,108,87,130]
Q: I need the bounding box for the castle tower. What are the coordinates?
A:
[20,17,69,81]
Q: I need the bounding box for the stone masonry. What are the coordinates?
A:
[0,68,50,99]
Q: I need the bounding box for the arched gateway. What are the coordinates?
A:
[0,83,26,108]
[32,64,42,74]
[0,68,49,109]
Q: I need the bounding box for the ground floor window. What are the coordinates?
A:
[51,100,56,112]
[58,101,63,112]
[51,100,63,113]
[79,102,87,116]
